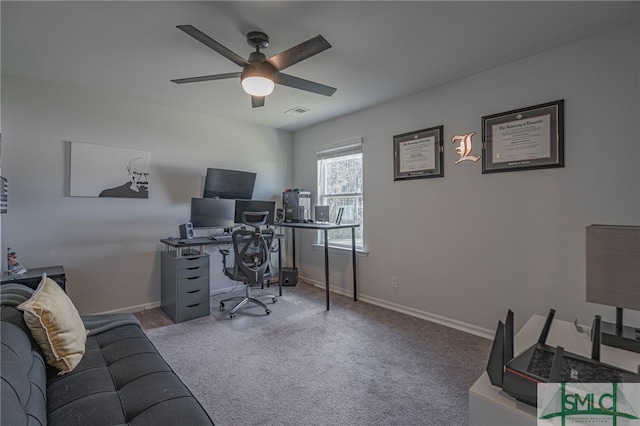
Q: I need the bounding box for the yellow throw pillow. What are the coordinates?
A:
[17,273,87,375]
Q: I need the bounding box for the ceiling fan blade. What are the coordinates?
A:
[274,73,337,97]
[177,25,247,68]
[171,72,241,84]
[251,96,265,108]
[267,35,331,72]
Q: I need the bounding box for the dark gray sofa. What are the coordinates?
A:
[1,284,214,426]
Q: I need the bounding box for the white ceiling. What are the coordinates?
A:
[2,1,639,132]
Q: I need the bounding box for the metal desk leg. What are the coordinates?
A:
[278,237,283,297]
[324,228,330,310]
[352,227,358,301]
[292,228,297,268]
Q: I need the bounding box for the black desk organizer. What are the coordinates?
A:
[486,309,640,407]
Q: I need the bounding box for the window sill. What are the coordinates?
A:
[311,243,369,256]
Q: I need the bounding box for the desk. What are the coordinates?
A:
[278,222,360,310]
[161,236,244,257]
[468,314,640,425]
[161,234,285,295]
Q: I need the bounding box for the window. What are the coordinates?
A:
[317,139,363,249]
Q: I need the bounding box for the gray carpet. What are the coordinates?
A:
[145,282,491,426]
[210,288,306,331]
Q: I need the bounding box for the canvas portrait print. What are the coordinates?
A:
[70,142,150,198]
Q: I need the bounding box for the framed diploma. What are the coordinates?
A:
[482,100,564,174]
[393,125,444,180]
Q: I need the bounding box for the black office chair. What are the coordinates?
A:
[219,211,277,319]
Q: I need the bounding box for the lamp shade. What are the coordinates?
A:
[241,76,275,97]
[586,225,640,311]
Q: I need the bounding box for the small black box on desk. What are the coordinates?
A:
[281,267,298,286]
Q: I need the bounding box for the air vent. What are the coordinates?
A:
[285,106,311,116]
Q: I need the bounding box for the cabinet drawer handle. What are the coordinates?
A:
[186,303,200,308]
[186,266,201,270]
[186,276,200,280]
[187,290,200,294]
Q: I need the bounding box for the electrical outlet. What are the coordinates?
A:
[391,276,398,288]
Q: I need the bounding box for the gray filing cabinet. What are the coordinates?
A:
[161,251,210,323]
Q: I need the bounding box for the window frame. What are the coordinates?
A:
[316,138,364,249]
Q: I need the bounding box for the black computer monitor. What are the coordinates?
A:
[190,198,236,229]
[203,168,256,200]
[234,200,276,225]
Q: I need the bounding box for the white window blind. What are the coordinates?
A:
[317,139,363,248]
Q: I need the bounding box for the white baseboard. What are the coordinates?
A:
[95,301,161,315]
[301,276,494,340]
[99,282,271,315]
[96,278,494,339]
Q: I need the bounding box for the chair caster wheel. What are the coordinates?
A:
[272,298,278,303]
[265,308,271,315]
[230,312,236,319]
[220,302,225,310]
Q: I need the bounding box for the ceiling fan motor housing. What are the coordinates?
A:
[247,51,268,64]
[241,56,276,97]
[243,48,276,82]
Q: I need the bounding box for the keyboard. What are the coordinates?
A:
[211,235,232,243]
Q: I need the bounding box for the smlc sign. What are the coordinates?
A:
[538,383,640,426]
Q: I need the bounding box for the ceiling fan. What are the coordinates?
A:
[171,25,337,108]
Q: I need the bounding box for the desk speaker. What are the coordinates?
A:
[179,222,194,239]
[281,267,298,286]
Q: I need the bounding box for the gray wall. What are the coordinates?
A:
[2,75,292,314]
[3,24,639,336]
[292,24,640,336]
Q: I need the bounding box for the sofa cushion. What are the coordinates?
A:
[1,292,48,426]
[17,274,87,375]
[47,322,214,425]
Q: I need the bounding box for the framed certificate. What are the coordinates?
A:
[482,100,564,174]
[393,125,444,180]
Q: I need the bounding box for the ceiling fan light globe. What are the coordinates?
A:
[241,76,275,97]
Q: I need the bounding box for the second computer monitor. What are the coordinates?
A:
[190,198,236,229]
[235,200,276,226]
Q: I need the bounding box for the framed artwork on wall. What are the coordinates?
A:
[1,177,7,214]
[393,125,444,180]
[482,100,564,174]
[70,141,150,198]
